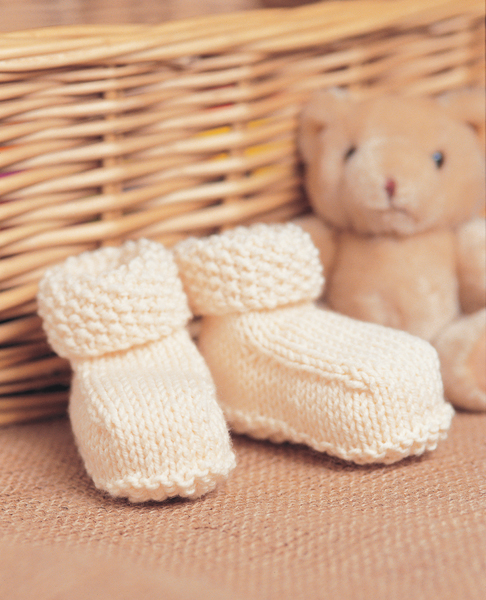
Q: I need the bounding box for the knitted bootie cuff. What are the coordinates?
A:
[173,223,324,316]
[38,238,191,360]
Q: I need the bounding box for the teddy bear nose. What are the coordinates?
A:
[385,178,396,200]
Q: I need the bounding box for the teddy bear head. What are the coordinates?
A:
[299,90,485,236]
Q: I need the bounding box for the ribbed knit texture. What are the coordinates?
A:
[37,238,191,359]
[174,224,454,464]
[172,223,324,315]
[37,239,235,502]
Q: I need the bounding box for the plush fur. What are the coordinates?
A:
[297,89,486,411]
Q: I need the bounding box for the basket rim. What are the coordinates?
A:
[0,0,484,72]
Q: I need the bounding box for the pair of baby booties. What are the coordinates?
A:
[37,223,454,503]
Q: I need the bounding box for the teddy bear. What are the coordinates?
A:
[296,88,486,411]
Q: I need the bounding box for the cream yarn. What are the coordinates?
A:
[37,238,235,502]
[174,223,454,464]
[174,222,324,315]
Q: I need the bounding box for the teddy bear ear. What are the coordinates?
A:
[437,89,486,146]
[298,88,353,163]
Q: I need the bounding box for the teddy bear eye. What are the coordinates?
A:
[344,146,357,161]
[432,151,445,168]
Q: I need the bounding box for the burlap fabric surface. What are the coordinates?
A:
[0,412,485,600]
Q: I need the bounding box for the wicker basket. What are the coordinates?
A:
[0,0,484,425]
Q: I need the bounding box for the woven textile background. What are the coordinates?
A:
[1,413,485,600]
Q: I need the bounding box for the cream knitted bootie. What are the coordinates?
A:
[37,239,235,502]
[173,223,454,465]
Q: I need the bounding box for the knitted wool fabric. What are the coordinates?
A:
[173,223,454,464]
[37,239,235,502]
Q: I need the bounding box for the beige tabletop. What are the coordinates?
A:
[1,412,485,600]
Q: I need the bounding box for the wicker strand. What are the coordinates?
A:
[0,0,484,423]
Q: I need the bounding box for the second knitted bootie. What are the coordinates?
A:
[173,223,454,465]
[37,239,235,502]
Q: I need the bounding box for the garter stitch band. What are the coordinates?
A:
[37,238,235,502]
[173,223,454,464]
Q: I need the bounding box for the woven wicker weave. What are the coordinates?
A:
[0,0,484,425]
